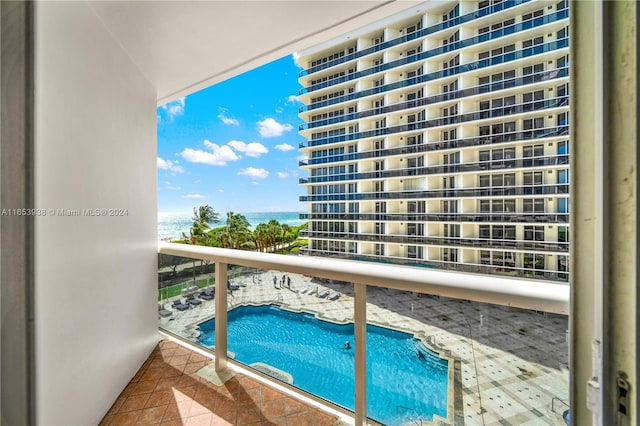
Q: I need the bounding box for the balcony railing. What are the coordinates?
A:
[301,155,569,184]
[298,247,569,281]
[303,96,568,148]
[300,66,569,131]
[299,212,570,224]
[301,125,569,164]
[299,0,533,77]
[300,38,569,113]
[158,242,569,425]
[300,9,569,95]
[302,231,569,252]
[299,183,569,202]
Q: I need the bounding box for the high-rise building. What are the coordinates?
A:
[298,0,570,281]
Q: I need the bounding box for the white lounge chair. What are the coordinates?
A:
[327,291,341,301]
[317,289,330,298]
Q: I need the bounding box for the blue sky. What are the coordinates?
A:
[157,55,305,214]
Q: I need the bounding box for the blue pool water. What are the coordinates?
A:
[198,305,448,425]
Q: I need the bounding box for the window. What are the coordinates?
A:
[522,8,544,21]
[523,198,545,212]
[374,243,385,256]
[522,36,544,49]
[523,171,543,185]
[524,226,545,241]
[442,248,458,262]
[444,223,460,238]
[442,200,458,213]
[523,63,544,75]
[408,245,423,259]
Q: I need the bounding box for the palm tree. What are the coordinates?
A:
[188,205,220,286]
[225,212,251,249]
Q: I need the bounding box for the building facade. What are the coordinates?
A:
[297,0,569,281]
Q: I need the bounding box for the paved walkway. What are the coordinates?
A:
[160,271,569,425]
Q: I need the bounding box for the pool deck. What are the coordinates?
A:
[160,271,569,426]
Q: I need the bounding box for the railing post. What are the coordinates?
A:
[354,282,367,425]
[215,261,228,371]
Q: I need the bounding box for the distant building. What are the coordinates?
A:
[297,0,569,281]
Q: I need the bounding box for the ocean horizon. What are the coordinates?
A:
[158,211,306,241]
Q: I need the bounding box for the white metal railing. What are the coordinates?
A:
[158,241,569,424]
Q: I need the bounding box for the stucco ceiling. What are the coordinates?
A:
[88,1,422,105]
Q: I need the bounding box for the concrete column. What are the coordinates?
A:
[215,262,228,371]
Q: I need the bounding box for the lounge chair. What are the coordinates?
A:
[199,290,214,300]
[158,304,173,317]
[317,289,330,298]
[172,299,190,311]
[186,296,202,306]
[299,285,311,294]
[327,291,341,301]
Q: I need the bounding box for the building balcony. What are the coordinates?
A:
[301,125,569,161]
[156,243,569,425]
[299,66,569,131]
[299,212,570,224]
[301,155,569,185]
[302,96,568,148]
[299,8,569,95]
[299,183,569,202]
[299,38,569,113]
[299,0,533,77]
[302,231,569,252]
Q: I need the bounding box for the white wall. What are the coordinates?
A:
[34,2,158,424]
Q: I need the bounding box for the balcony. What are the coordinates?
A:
[300,67,569,131]
[157,243,569,425]
[301,155,569,185]
[299,8,569,95]
[299,0,533,77]
[301,125,569,161]
[302,96,568,148]
[300,212,570,224]
[299,183,569,202]
[302,231,569,252]
[299,38,569,113]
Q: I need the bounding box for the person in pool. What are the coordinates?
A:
[344,341,351,349]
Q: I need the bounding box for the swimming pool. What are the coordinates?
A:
[198,305,448,425]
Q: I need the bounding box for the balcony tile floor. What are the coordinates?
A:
[100,339,339,426]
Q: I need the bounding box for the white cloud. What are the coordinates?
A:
[287,95,300,103]
[275,143,295,152]
[297,155,309,162]
[161,97,185,120]
[180,140,240,166]
[166,185,181,191]
[277,172,289,178]
[217,189,224,193]
[251,181,260,185]
[238,167,269,179]
[182,193,206,199]
[157,157,184,173]
[218,113,239,126]
[257,118,293,138]
[292,52,302,68]
[228,140,269,157]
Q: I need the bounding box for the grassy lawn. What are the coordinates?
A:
[158,277,213,301]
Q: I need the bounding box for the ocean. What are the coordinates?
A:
[158,211,306,241]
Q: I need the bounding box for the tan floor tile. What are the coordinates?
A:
[163,400,192,421]
[110,410,141,426]
[262,398,286,420]
[119,394,150,413]
[285,411,312,426]
[131,379,159,395]
[283,399,307,416]
[146,390,174,408]
[137,405,168,425]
